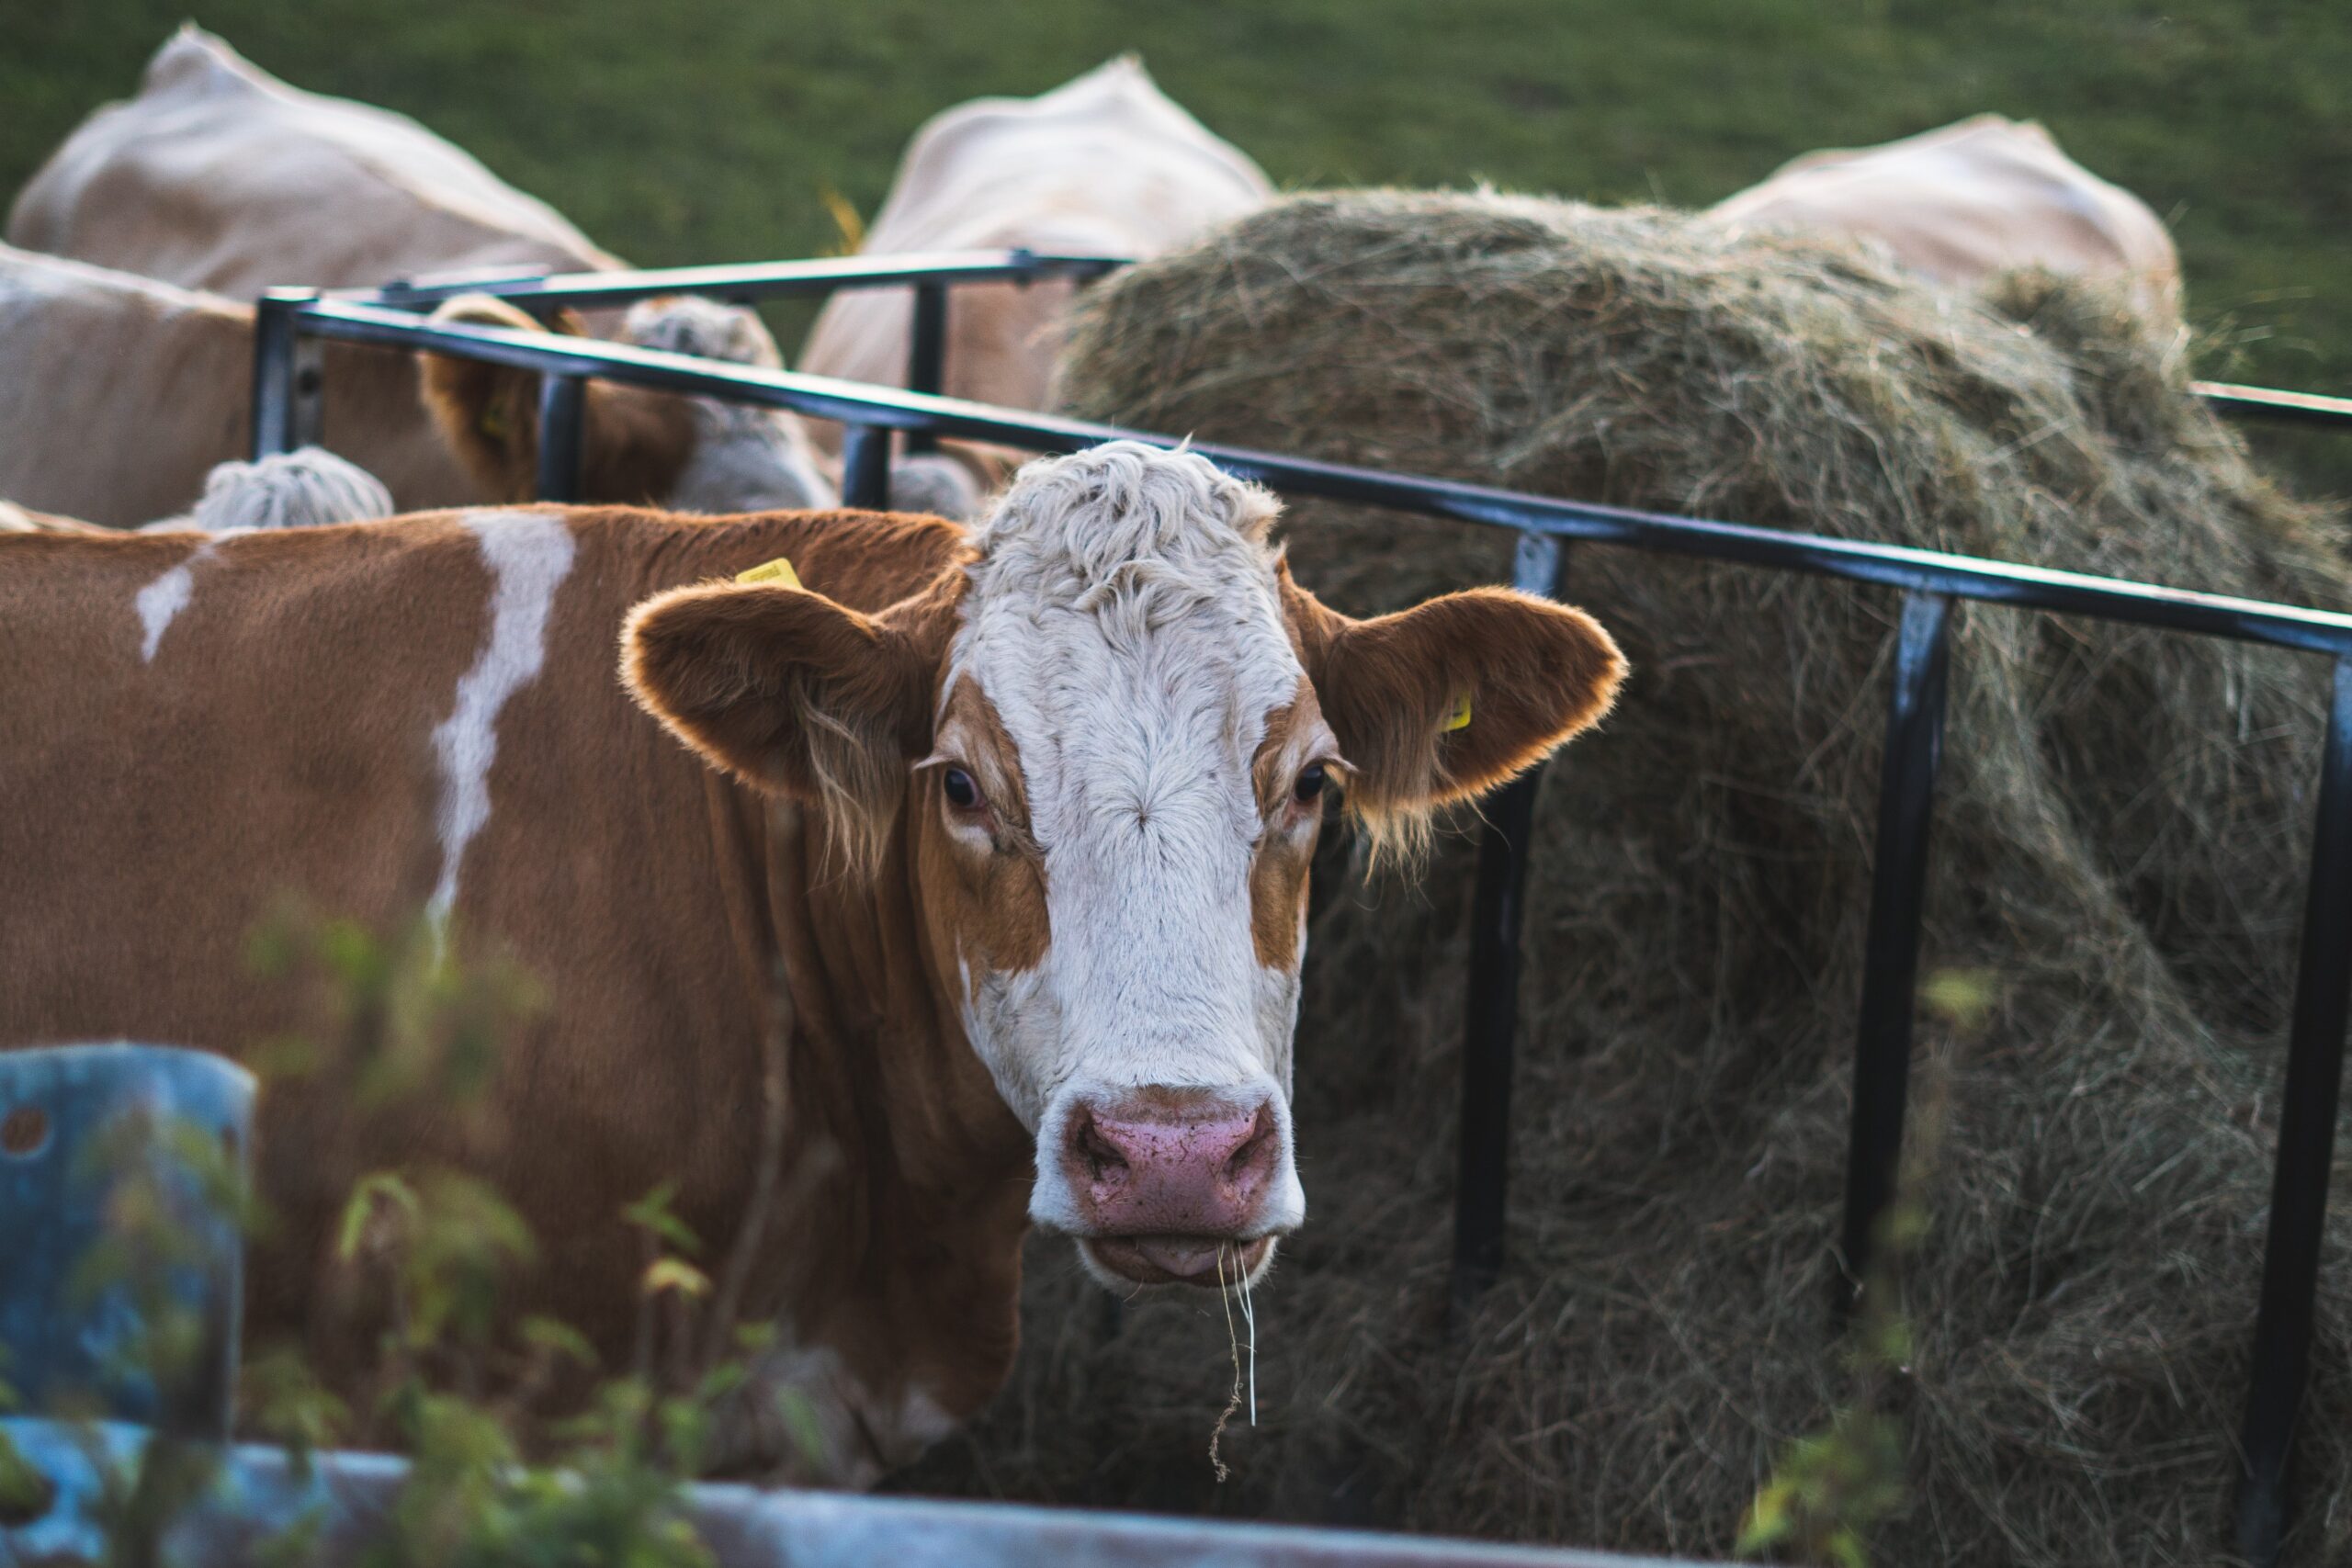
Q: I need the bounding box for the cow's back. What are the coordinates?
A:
[867,53,1271,255]
[6,25,621,298]
[1706,115,2180,321]
[798,56,1272,415]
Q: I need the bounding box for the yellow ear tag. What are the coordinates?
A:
[735,557,802,589]
[1443,692,1474,732]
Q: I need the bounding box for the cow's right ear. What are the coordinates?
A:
[620,572,953,867]
[418,296,691,504]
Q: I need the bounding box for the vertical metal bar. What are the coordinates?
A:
[903,283,948,456]
[2235,654,2352,1568]
[1452,529,1566,1305]
[534,373,586,503]
[250,290,323,458]
[1836,591,1953,1310]
[841,423,892,510]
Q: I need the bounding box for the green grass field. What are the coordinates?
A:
[7,1,2349,464]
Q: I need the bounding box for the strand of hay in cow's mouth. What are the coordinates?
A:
[893,190,2352,1564]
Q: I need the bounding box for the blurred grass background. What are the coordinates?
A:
[6,0,2348,489]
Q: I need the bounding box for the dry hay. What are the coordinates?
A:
[896,191,2352,1565]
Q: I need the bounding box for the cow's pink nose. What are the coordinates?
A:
[1063,1095,1280,1236]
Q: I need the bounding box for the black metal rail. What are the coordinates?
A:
[346,247,1124,310]
[1838,592,1951,1314]
[1453,531,1567,1304]
[251,254,2352,1567]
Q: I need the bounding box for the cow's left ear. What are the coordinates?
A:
[621,570,956,867]
[1279,560,1625,829]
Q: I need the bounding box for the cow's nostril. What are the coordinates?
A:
[1076,1119,1128,1181]
[1224,1126,1266,1181]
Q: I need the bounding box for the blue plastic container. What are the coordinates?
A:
[0,1043,254,1438]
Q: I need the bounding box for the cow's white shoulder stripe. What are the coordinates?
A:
[134,541,218,662]
[427,512,578,927]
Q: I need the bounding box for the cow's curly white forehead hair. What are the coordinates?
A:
[965,441,1282,619]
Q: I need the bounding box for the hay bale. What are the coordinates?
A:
[899,191,2352,1566]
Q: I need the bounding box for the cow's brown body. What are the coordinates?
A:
[0,509,1027,1474]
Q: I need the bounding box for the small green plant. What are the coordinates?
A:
[244,903,545,1125]
[54,1100,261,1568]
[1736,967,1993,1567]
[360,1382,715,1568]
[337,1158,770,1568]
[1736,1198,1920,1567]
[0,1372,50,1527]
[20,906,803,1567]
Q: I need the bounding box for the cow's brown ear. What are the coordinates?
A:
[418,296,560,500]
[621,570,956,870]
[1279,560,1624,852]
[417,296,691,505]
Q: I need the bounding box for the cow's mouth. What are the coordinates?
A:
[1080,1234,1275,1289]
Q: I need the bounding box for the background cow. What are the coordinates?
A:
[0,244,476,526]
[416,292,834,513]
[4,28,850,519]
[155,447,393,531]
[0,443,1621,1479]
[1706,115,2181,322]
[3,449,390,535]
[6,24,620,299]
[0,244,831,526]
[797,56,1273,482]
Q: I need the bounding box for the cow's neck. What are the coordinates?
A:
[721,778,1031,1475]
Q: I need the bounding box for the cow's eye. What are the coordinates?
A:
[1293,763,1327,806]
[943,768,982,811]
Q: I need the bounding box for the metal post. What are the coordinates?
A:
[904,283,948,456]
[1451,530,1566,1304]
[2235,654,2352,1568]
[841,423,892,510]
[535,373,586,503]
[1836,591,1953,1309]
[250,290,323,458]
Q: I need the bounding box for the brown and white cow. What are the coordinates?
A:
[797,57,1273,490]
[1705,115,2181,321]
[6,24,620,299]
[0,443,1622,1478]
[0,244,831,526]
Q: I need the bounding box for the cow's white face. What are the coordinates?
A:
[923,446,1328,1288]
[624,441,1626,1295]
